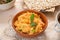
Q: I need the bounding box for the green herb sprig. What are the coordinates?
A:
[30,14,37,27]
[6,0,12,3]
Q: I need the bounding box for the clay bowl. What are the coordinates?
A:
[12,9,48,38]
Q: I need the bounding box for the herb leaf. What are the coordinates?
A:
[30,14,34,22]
[30,22,37,27]
[31,29,35,33]
[30,14,37,27]
[6,0,12,3]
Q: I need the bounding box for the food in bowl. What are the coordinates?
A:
[0,0,12,4]
[14,11,45,35]
[0,0,15,10]
[12,10,48,37]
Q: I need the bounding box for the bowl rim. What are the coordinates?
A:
[56,11,60,24]
[12,9,48,38]
[0,0,15,5]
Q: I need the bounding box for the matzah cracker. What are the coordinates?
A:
[23,0,60,11]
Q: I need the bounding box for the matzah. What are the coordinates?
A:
[23,0,60,11]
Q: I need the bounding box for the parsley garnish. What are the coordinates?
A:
[6,0,12,3]
[30,14,37,27]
